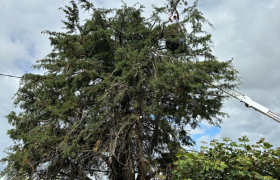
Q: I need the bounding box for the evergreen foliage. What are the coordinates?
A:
[172,136,280,180]
[1,0,240,179]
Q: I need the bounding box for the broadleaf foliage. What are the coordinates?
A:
[172,136,280,180]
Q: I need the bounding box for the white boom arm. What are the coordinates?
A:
[211,81,280,123]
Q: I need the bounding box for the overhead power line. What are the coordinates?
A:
[0,73,22,78]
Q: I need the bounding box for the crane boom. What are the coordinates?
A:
[211,81,280,123]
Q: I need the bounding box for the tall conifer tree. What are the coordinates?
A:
[1,0,240,179]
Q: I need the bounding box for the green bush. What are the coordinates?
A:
[172,136,280,180]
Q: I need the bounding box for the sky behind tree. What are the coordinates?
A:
[0,0,279,175]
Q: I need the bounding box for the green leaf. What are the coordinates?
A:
[230,142,238,147]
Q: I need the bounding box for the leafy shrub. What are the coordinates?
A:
[172,136,280,180]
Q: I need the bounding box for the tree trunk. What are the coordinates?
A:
[135,119,147,180]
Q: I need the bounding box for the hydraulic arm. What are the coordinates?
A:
[211,81,280,124]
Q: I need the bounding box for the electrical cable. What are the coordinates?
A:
[0,73,22,78]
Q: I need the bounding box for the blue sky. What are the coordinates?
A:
[191,125,221,141]
[0,0,280,178]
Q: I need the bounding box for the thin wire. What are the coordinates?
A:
[0,73,22,78]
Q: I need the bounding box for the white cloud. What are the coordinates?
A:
[192,135,211,151]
